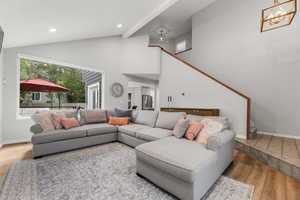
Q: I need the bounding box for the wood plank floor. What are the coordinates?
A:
[0,142,300,200]
[0,143,32,184]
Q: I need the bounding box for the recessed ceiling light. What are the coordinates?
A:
[49,28,57,33]
[116,24,123,28]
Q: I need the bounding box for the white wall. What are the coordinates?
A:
[2,36,151,144]
[2,35,163,144]
[176,50,193,63]
[174,32,192,53]
[149,37,176,54]
[159,51,248,138]
[121,35,161,75]
[192,0,300,137]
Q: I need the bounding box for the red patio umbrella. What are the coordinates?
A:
[20,79,70,92]
[20,79,70,108]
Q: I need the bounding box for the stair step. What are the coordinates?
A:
[235,134,300,182]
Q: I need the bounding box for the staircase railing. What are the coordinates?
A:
[150,45,251,139]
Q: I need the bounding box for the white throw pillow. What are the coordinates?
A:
[31,111,56,132]
[195,119,224,144]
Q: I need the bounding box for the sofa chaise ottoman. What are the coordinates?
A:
[136,130,235,200]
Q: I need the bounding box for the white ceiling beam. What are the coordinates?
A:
[122,0,180,38]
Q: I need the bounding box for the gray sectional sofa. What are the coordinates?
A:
[30,110,235,200]
[31,123,118,158]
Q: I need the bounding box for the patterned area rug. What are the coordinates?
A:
[0,143,254,200]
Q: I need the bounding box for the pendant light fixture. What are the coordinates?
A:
[156,27,169,43]
[261,0,297,32]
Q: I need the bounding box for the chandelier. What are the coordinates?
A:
[261,0,297,32]
[156,27,169,43]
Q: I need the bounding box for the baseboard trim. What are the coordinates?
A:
[257,131,300,139]
[2,138,31,145]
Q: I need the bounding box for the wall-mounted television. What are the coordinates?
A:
[0,26,3,53]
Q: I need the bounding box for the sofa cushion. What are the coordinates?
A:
[186,115,230,130]
[135,111,158,127]
[79,110,107,125]
[135,137,217,183]
[155,112,186,130]
[136,128,173,141]
[31,126,87,144]
[131,110,140,122]
[85,123,118,136]
[118,124,151,137]
[206,130,235,151]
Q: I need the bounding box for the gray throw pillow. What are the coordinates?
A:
[106,110,116,119]
[30,124,44,134]
[173,119,190,138]
[114,108,132,118]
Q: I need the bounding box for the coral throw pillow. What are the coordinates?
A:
[196,119,224,144]
[108,117,130,126]
[52,113,65,129]
[185,121,204,141]
[61,118,80,129]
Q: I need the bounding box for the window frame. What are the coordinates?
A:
[17,54,105,119]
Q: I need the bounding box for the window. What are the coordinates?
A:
[32,93,41,101]
[176,40,186,53]
[19,56,103,116]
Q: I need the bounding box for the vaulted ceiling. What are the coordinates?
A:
[0,0,178,48]
[134,0,216,40]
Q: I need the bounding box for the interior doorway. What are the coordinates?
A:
[128,81,157,111]
[87,82,100,110]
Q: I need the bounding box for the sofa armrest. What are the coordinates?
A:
[30,124,43,134]
[206,130,235,151]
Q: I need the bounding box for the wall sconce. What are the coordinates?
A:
[261,0,297,32]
